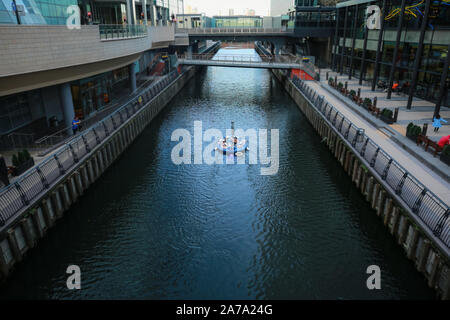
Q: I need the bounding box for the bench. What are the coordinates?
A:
[416,135,443,157]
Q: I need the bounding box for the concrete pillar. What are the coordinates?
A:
[59,83,75,136]
[142,0,147,24]
[33,206,47,238]
[127,0,136,24]
[383,198,393,224]
[21,217,36,248]
[417,239,431,272]
[129,62,137,93]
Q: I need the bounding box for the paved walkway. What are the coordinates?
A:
[321,69,450,140]
[307,72,450,206]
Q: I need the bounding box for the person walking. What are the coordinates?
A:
[433,115,447,133]
[438,135,450,148]
[72,116,81,135]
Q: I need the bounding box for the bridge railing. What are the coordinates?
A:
[99,24,148,40]
[182,53,304,65]
[292,76,450,249]
[0,68,188,227]
[177,27,291,34]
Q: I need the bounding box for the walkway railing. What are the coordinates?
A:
[292,76,450,248]
[177,27,291,35]
[99,24,147,40]
[0,68,185,227]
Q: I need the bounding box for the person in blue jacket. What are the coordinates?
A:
[72,116,81,135]
[433,115,447,133]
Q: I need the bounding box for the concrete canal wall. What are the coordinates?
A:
[272,69,450,299]
[0,66,199,283]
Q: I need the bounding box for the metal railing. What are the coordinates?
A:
[99,24,148,40]
[291,76,450,248]
[254,42,318,79]
[177,27,291,35]
[0,68,185,227]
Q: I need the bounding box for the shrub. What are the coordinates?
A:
[349,90,356,97]
[328,78,334,86]
[12,154,19,167]
[407,122,414,133]
[22,149,31,161]
[381,108,393,119]
[413,126,422,136]
[17,151,25,165]
[337,82,343,89]
[443,145,450,155]
[11,149,33,167]
[363,98,372,107]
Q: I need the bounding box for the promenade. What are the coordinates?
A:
[313,69,450,206]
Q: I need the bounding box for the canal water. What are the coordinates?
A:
[0,49,435,299]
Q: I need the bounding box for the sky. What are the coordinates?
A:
[184,0,271,17]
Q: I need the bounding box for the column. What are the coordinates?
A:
[332,8,340,71]
[126,0,136,24]
[129,62,137,93]
[371,0,388,91]
[348,5,358,80]
[143,0,147,25]
[387,0,407,99]
[434,43,450,118]
[339,6,348,75]
[407,0,431,109]
[359,25,369,85]
[59,83,75,136]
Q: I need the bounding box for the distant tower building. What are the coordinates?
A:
[270,0,293,16]
[229,8,234,16]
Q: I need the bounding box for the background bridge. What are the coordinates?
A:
[178,53,317,77]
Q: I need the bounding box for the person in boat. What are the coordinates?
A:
[222,138,227,149]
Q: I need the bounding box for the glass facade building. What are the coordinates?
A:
[212,16,263,28]
[332,0,450,107]
[0,0,77,25]
[288,0,336,29]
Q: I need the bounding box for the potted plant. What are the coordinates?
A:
[380,108,395,124]
[11,149,35,176]
[349,90,356,101]
[328,78,334,87]
[362,98,372,110]
[406,122,422,142]
[440,145,450,166]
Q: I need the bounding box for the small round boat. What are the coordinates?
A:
[217,136,248,155]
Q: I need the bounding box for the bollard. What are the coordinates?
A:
[326,71,329,80]
[393,107,399,123]
[357,88,361,98]
[422,123,428,136]
[0,155,9,187]
[334,76,337,86]
[345,81,348,90]
[373,96,377,107]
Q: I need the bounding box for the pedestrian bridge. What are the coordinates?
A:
[178,53,317,77]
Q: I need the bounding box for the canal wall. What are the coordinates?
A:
[271,69,450,299]
[0,66,199,283]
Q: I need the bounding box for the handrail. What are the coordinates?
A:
[177,27,292,34]
[0,67,187,227]
[99,24,147,40]
[291,76,450,249]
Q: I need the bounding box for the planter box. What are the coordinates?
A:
[362,104,372,111]
[13,158,35,176]
[380,114,395,124]
[440,153,450,166]
[406,134,419,143]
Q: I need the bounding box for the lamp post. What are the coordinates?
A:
[12,0,21,24]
